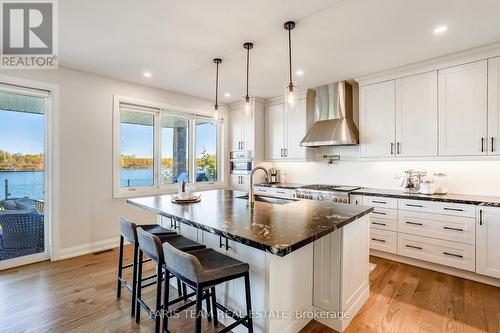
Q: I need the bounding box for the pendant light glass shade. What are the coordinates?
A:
[243,42,254,119]
[284,21,298,112]
[212,58,223,125]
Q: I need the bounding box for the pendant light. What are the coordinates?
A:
[243,42,254,118]
[212,58,222,125]
[284,21,297,110]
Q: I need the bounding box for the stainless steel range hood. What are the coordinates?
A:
[300,81,359,147]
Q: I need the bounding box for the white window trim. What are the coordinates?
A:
[113,95,227,198]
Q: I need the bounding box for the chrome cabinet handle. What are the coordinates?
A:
[443,207,463,212]
[284,148,288,157]
[492,137,495,152]
[372,211,386,215]
[397,142,401,155]
[371,238,386,243]
[406,204,423,208]
[280,148,284,157]
[443,252,463,259]
[479,209,483,226]
[372,222,386,226]
[372,200,387,204]
[443,226,464,232]
[406,221,423,226]
[276,190,286,194]
[481,137,485,152]
[406,244,422,250]
[241,141,244,149]
[390,142,394,155]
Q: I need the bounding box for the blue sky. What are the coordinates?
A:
[121,122,217,158]
[0,110,44,154]
[0,109,216,157]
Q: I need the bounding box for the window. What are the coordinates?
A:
[114,97,224,197]
[195,118,217,183]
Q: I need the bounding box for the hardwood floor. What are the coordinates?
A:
[1,247,499,333]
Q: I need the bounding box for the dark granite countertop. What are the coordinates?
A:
[353,188,500,206]
[127,189,373,257]
[254,183,303,189]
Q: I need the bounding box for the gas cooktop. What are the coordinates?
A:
[298,184,361,192]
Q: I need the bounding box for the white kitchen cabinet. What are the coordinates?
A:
[438,60,488,156]
[177,223,200,242]
[359,80,396,158]
[264,103,285,160]
[395,71,438,157]
[488,57,500,155]
[230,107,254,151]
[476,206,500,279]
[230,174,249,192]
[264,90,315,161]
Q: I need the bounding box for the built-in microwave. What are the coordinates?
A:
[230,150,253,174]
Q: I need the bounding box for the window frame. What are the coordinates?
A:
[113,95,226,198]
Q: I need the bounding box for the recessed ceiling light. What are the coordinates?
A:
[143,72,152,78]
[296,69,304,76]
[224,92,231,97]
[433,25,448,34]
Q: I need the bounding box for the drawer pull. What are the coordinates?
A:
[406,244,422,250]
[443,252,463,259]
[372,222,386,226]
[406,204,423,208]
[406,221,423,226]
[258,189,267,192]
[443,207,464,212]
[372,211,387,215]
[372,200,387,204]
[443,226,464,232]
[371,238,386,243]
[276,190,286,194]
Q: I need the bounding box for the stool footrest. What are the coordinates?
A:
[215,303,249,328]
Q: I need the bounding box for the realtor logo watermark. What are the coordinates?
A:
[1,0,58,68]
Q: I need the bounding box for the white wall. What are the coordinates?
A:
[266,152,500,197]
[0,67,220,259]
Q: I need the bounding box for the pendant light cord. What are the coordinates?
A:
[215,61,219,108]
[288,28,293,85]
[246,47,250,98]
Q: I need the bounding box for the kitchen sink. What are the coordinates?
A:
[236,195,297,205]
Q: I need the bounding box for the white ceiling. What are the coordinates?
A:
[60,0,500,103]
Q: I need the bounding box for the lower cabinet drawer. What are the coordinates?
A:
[398,210,475,245]
[398,233,475,271]
[370,229,397,254]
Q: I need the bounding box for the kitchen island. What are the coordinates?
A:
[128,189,373,333]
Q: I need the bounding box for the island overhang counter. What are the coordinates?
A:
[128,189,373,333]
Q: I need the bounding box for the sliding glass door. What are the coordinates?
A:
[0,86,49,267]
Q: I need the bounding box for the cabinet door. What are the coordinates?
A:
[285,98,309,159]
[438,60,488,156]
[242,111,254,151]
[313,231,341,312]
[240,175,250,193]
[359,80,396,157]
[229,174,242,191]
[230,109,243,151]
[476,207,500,279]
[265,103,285,160]
[228,242,267,333]
[396,71,438,157]
[488,57,500,155]
[178,223,199,242]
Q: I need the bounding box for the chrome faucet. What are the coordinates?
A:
[248,166,269,203]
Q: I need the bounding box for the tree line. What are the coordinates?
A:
[0,150,44,171]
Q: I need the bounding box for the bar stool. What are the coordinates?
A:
[136,227,208,333]
[162,242,253,333]
[117,217,177,316]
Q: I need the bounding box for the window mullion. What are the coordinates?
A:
[189,115,196,184]
[154,111,161,189]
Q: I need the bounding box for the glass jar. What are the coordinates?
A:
[433,173,448,194]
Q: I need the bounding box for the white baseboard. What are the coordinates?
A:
[371,249,500,288]
[56,238,118,260]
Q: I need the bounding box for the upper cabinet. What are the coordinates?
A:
[438,60,488,156]
[396,71,438,157]
[229,99,264,159]
[488,57,500,155]
[264,90,315,161]
[360,72,438,158]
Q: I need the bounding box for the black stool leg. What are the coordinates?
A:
[195,286,203,333]
[205,290,212,322]
[182,283,188,301]
[244,272,253,333]
[131,242,139,316]
[116,235,124,298]
[210,287,218,327]
[135,249,143,323]
[155,263,163,333]
[176,277,182,298]
[162,270,171,333]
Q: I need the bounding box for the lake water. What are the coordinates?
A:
[0,171,45,200]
